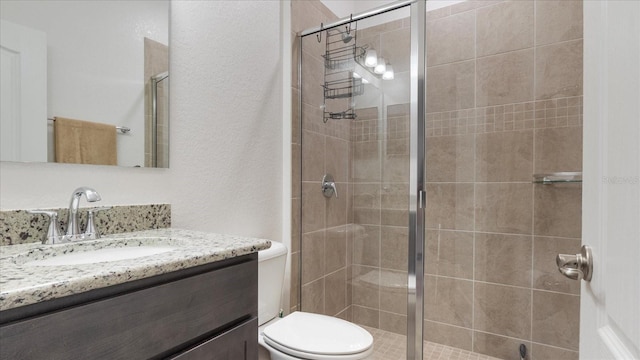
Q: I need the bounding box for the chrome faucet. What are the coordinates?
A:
[66,187,101,239]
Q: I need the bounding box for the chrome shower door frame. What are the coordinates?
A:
[408,1,426,359]
[299,1,426,358]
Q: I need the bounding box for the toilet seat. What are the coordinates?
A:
[262,312,373,360]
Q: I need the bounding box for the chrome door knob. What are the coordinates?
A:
[556,245,593,281]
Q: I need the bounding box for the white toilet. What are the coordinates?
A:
[257,242,374,360]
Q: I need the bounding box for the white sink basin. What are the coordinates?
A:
[7,237,183,267]
[24,246,176,266]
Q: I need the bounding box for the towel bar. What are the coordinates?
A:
[47,118,131,134]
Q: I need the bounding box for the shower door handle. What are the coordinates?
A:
[321,174,338,198]
[556,245,593,281]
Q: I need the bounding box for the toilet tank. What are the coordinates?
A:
[258,241,288,326]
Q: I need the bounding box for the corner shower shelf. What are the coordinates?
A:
[532,172,582,184]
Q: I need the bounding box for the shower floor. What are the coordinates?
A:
[361,326,502,360]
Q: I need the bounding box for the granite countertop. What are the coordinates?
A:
[0,229,271,312]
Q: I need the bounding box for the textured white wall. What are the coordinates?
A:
[169,1,283,240]
[1,1,286,243]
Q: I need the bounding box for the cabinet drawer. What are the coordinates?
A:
[171,317,258,360]
[0,257,257,360]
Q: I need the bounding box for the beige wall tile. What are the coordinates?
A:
[352,305,379,328]
[476,49,534,107]
[290,251,300,309]
[474,282,531,338]
[535,127,583,174]
[351,141,381,182]
[352,183,380,209]
[533,236,581,295]
[302,181,326,232]
[292,89,300,143]
[534,184,582,238]
[352,225,380,266]
[427,5,451,21]
[531,343,579,360]
[425,230,474,279]
[475,130,534,182]
[292,144,301,196]
[326,185,347,227]
[352,265,379,308]
[426,134,475,182]
[380,311,407,335]
[388,103,409,117]
[325,226,347,273]
[535,40,583,100]
[426,183,475,231]
[325,268,347,316]
[475,183,533,234]
[380,209,409,227]
[336,306,353,322]
[353,207,379,226]
[532,290,580,350]
[381,27,411,73]
[427,60,475,113]
[292,0,330,33]
[291,197,300,253]
[381,183,409,210]
[292,33,300,91]
[536,0,583,46]
[302,130,324,181]
[424,320,473,351]
[358,18,403,40]
[476,1,534,57]
[301,53,324,107]
[381,226,408,271]
[382,154,410,183]
[425,275,473,327]
[473,331,531,360]
[426,11,475,66]
[380,272,408,315]
[452,0,504,15]
[325,136,349,183]
[302,230,325,284]
[475,233,533,287]
[302,101,325,134]
[301,278,324,314]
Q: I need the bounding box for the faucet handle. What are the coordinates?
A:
[27,210,64,245]
[84,206,111,240]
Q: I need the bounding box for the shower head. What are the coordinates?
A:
[341,30,353,43]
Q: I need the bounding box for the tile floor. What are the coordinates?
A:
[362,326,502,360]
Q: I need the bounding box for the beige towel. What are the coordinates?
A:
[54,117,117,165]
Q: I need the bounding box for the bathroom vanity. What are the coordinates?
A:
[0,229,270,359]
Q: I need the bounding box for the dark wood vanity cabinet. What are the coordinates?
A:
[0,254,258,360]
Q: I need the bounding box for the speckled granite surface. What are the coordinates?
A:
[0,228,271,311]
[0,204,171,246]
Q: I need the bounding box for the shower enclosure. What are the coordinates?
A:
[293,1,583,359]
[150,71,169,168]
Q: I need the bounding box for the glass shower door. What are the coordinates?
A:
[297,1,424,358]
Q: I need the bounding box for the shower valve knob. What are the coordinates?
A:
[321,174,338,198]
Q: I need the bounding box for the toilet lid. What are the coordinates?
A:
[262,312,373,356]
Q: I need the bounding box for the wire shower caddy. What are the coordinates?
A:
[321,22,364,122]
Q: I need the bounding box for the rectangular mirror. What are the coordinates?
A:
[0,0,170,168]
